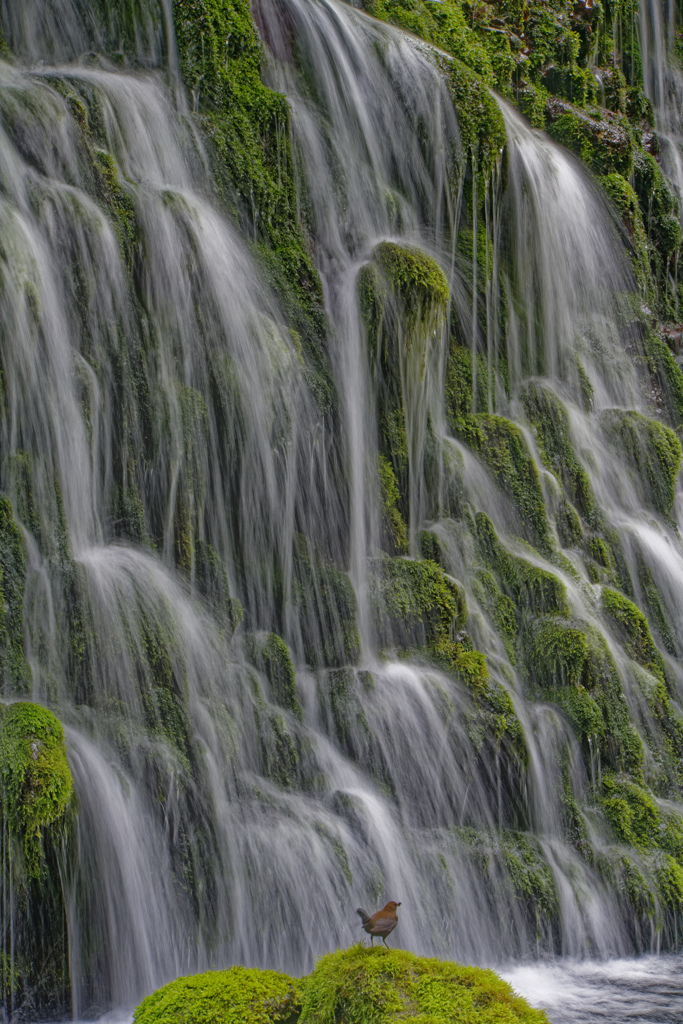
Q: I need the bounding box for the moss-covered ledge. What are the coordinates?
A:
[0,702,73,876]
[133,947,549,1024]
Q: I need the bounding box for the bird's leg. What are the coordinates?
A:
[370,936,374,947]
[383,937,389,948]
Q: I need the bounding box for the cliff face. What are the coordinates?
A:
[2,0,683,1016]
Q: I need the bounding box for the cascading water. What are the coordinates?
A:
[2,0,683,1019]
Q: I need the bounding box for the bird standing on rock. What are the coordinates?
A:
[356,901,401,946]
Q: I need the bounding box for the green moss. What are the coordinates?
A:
[459,828,558,919]
[438,56,507,177]
[655,854,683,911]
[173,0,334,409]
[379,456,408,555]
[445,344,493,421]
[359,244,448,508]
[0,702,73,877]
[556,500,583,548]
[521,382,597,527]
[643,331,683,428]
[633,149,682,271]
[601,409,682,516]
[472,569,518,663]
[525,617,642,771]
[602,774,660,850]
[474,513,568,616]
[454,416,550,550]
[598,173,650,291]
[195,540,244,638]
[133,965,303,1024]
[300,945,549,1024]
[369,555,466,652]
[247,632,301,720]
[602,586,667,683]
[0,496,31,694]
[545,100,634,176]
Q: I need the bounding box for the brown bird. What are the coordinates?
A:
[356,901,402,946]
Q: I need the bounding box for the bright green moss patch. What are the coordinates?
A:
[300,945,549,1024]
[369,555,466,652]
[526,617,642,771]
[474,514,568,617]
[445,344,491,421]
[602,775,661,851]
[454,416,549,551]
[0,702,73,877]
[601,409,682,516]
[371,242,449,318]
[133,965,303,1024]
[379,457,408,555]
[602,586,667,683]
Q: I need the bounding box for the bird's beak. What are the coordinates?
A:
[397,902,402,906]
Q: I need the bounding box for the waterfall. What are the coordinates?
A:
[2,0,683,1017]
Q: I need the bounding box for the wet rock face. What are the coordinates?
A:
[4,0,683,1014]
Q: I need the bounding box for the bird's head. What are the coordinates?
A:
[384,901,401,912]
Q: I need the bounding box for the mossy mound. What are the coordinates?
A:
[300,945,548,1024]
[453,416,549,551]
[601,586,667,684]
[600,409,682,517]
[369,554,467,652]
[0,702,73,876]
[133,965,303,1024]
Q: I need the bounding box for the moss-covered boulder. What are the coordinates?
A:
[600,409,682,517]
[133,965,303,1024]
[0,702,73,876]
[601,586,667,684]
[453,416,550,551]
[369,554,467,653]
[300,945,548,1024]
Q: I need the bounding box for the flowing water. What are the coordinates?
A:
[1,0,683,1018]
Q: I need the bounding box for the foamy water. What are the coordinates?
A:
[502,954,683,1022]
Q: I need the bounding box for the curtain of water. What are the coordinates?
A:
[1,0,683,1016]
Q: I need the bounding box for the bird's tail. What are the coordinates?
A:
[356,907,370,926]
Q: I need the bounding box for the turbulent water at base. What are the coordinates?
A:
[2,0,683,1017]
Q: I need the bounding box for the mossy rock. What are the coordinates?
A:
[600,409,682,517]
[601,586,667,683]
[300,945,549,1024]
[379,456,408,555]
[0,702,73,877]
[453,415,549,551]
[525,617,642,771]
[545,98,634,176]
[369,554,467,653]
[133,965,303,1024]
[520,383,596,527]
[247,632,301,719]
[0,495,31,694]
[474,514,568,617]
